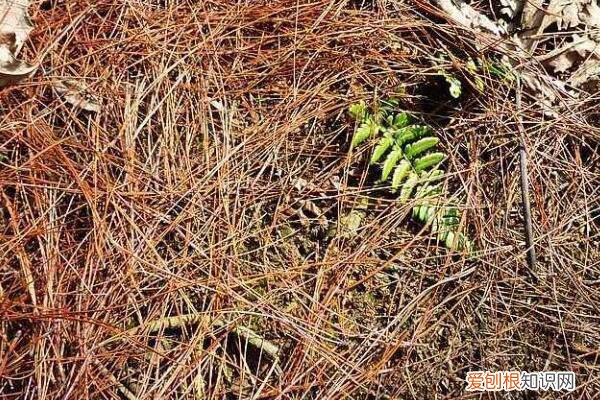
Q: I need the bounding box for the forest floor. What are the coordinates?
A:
[0,1,599,399]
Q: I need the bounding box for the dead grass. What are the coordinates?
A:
[1,1,599,399]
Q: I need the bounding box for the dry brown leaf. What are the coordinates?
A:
[0,0,35,88]
[522,72,570,101]
[540,33,600,73]
[434,0,506,35]
[436,0,600,96]
[558,1,582,29]
[54,79,102,113]
[548,51,581,73]
[590,3,600,20]
[569,57,600,87]
[0,38,35,87]
[534,0,599,30]
[521,0,544,29]
[516,0,600,90]
[500,0,520,19]
[539,0,583,31]
[434,0,576,103]
[0,0,32,52]
[582,0,600,26]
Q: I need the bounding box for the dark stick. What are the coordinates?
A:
[519,146,536,270]
[516,81,536,272]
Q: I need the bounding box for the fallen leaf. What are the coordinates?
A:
[335,198,368,239]
[0,0,33,52]
[0,39,35,87]
[0,0,36,88]
[521,72,573,110]
[338,209,365,238]
[500,0,519,19]
[434,0,506,35]
[540,34,600,73]
[520,0,544,30]
[569,58,600,87]
[209,99,224,111]
[585,1,600,26]
[293,177,308,191]
[54,79,102,112]
[548,51,581,73]
[558,1,582,29]
[538,0,582,31]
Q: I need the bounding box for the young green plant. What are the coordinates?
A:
[349,100,474,253]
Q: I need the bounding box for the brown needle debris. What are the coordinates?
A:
[0,1,598,399]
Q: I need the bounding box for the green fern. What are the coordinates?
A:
[349,100,368,121]
[348,100,474,253]
[434,55,516,97]
[350,117,379,149]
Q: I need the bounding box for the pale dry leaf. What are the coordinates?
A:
[517,0,600,90]
[537,0,597,31]
[548,51,581,72]
[520,0,588,54]
[435,0,574,102]
[293,177,308,191]
[540,34,600,73]
[438,0,600,97]
[557,1,582,29]
[0,0,32,52]
[582,0,600,26]
[521,0,545,30]
[0,39,35,87]
[518,0,546,51]
[434,0,506,35]
[569,57,600,87]
[524,73,569,96]
[539,0,569,31]
[0,0,35,88]
[500,0,520,19]
[54,79,102,113]
[209,99,224,111]
[527,0,599,32]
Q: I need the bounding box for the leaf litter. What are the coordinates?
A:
[0,0,36,87]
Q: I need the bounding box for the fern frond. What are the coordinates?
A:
[399,172,419,203]
[404,137,440,159]
[414,152,446,172]
[391,160,411,192]
[378,98,399,116]
[381,148,403,181]
[445,231,457,248]
[348,100,474,254]
[393,112,411,129]
[393,125,431,146]
[370,134,393,164]
[351,118,378,149]
[349,100,368,121]
[417,203,436,222]
[415,168,444,184]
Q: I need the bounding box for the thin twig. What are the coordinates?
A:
[519,147,537,270]
[516,80,537,274]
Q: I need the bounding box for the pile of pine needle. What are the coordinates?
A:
[1,1,598,398]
